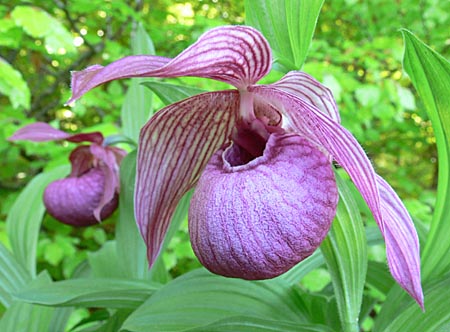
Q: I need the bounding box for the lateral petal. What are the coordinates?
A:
[269,71,340,123]
[376,175,424,309]
[69,26,272,103]
[135,91,239,267]
[252,86,423,306]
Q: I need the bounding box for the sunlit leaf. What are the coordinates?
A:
[401,30,450,281]
[11,6,76,54]
[6,165,70,277]
[245,0,324,71]
[122,269,309,332]
[0,57,31,109]
[320,174,367,332]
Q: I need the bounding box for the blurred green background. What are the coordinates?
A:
[0,0,448,302]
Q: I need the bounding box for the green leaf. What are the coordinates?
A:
[6,165,70,277]
[0,272,54,332]
[121,23,155,142]
[401,30,450,281]
[374,274,450,332]
[0,242,31,307]
[278,250,324,285]
[186,316,334,332]
[320,174,368,332]
[141,81,206,105]
[365,261,395,296]
[245,0,324,70]
[122,269,309,332]
[14,278,161,309]
[88,241,126,278]
[11,6,75,54]
[0,57,31,109]
[116,150,149,280]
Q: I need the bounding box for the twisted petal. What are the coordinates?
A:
[8,122,104,144]
[69,26,272,103]
[251,86,423,307]
[136,91,239,266]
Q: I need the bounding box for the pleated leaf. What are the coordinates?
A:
[0,272,54,332]
[121,23,155,142]
[14,278,161,309]
[186,316,334,332]
[401,30,450,281]
[122,269,309,332]
[245,0,324,70]
[116,150,149,280]
[374,273,450,332]
[320,173,368,332]
[6,165,70,277]
[0,242,31,307]
[142,81,205,105]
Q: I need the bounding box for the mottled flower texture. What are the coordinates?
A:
[67,26,423,307]
[9,123,126,226]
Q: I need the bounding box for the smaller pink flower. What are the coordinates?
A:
[9,123,126,226]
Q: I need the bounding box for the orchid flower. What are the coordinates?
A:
[9,123,126,226]
[68,26,423,307]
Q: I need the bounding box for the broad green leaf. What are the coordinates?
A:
[141,81,205,105]
[0,57,31,109]
[0,242,31,307]
[88,241,127,278]
[115,150,192,283]
[116,150,149,280]
[278,250,324,285]
[122,269,309,332]
[186,316,334,332]
[245,0,324,71]
[374,274,450,332]
[6,165,70,277]
[365,261,394,296]
[121,23,155,142]
[14,278,161,309]
[401,30,450,281]
[320,174,368,332]
[11,6,75,54]
[0,272,54,332]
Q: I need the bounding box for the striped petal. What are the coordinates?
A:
[376,175,424,309]
[252,86,423,307]
[270,71,340,123]
[8,122,104,144]
[69,26,271,103]
[136,91,239,267]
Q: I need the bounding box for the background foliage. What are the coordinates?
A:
[1,0,449,331]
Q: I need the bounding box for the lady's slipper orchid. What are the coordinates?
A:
[9,123,126,226]
[68,26,423,307]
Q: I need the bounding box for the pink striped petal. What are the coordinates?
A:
[270,71,340,123]
[135,91,239,266]
[69,26,271,103]
[376,175,424,309]
[252,86,423,306]
[8,122,71,142]
[68,56,171,104]
[8,122,104,144]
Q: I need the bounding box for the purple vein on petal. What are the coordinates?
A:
[376,175,424,309]
[270,71,341,123]
[135,91,239,266]
[69,26,272,104]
